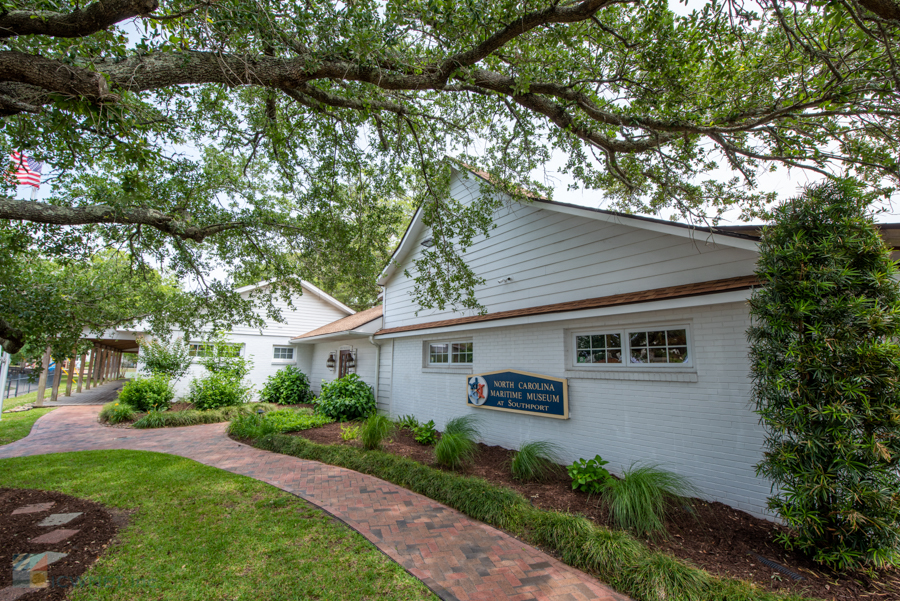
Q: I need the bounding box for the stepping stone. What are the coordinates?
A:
[11,502,54,515]
[30,528,79,544]
[37,512,82,527]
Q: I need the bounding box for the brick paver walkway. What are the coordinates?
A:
[0,407,627,601]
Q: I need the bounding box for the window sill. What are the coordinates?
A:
[422,366,473,375]
[564,369,698,383]
[271,360,295,365]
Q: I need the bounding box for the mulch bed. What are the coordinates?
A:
[0,488,126,600]
[294,422,899,600]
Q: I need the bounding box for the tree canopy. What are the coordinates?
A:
[1,0,899,335]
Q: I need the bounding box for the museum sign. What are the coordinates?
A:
[466,370,568,419]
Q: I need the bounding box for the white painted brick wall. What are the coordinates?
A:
[385,300,774,519]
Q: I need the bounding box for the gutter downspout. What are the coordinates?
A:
[368,335,381,411]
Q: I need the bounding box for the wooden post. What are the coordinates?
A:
[115,352,122,378]
[35,346,52,407]
[105,349,112,382]
[49,355,63,403]
[85,346,96,390]
[64,348,76,396]
[76,352,87,393]
[97,348,106,385]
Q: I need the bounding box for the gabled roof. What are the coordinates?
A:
[292,305,383,340]
[234,280,355,315]
[376,163,760,286]
[376,275,759,336]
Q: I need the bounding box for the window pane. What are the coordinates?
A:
[630,332,647,347]
[607,333,621,348]
[577,350,591,363]
[669,347,688,363]
[648,331,666,347]
[630,348,648,363]
[666,330,687,346]
[592,350,606,363]
[591,335,604,349]
[650,348,668,362]
[450,342,472,364]
[607,350,622,364]
[430,343,448,364]
[576,336,590,350]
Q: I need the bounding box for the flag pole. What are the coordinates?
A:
[30,185,37,200]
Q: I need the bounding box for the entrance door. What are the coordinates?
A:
[338,350,353,378]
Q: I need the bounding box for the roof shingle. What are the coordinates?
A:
[293,305,383,340]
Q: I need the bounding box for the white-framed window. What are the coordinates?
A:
[427,340,473,365]
[573,326,691,367]
[273,346,294,360]
[189,343,242,358]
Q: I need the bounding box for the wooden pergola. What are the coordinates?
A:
[30,334,140,408]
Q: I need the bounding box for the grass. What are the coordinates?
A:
[361,414,393,450]
[0,450,435,600]
[100,402,281,429]
[248,432,816,601]
[511,440,563,482]
[600,462,699,538]
[99,403,136,425]
[434,414,481,469]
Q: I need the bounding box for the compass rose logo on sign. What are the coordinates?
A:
[467,376,489,406]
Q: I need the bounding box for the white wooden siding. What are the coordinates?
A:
[382,171,758,328]
[230,284,350,337]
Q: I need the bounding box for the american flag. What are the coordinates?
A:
[10,151,42,188]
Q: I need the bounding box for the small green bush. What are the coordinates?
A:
[412,420,437,445]
[133,410,167,429]
[188,371,251,410]
[117,375,174,412]
[260,366,313,405]
[340,424,360,441]
[511,441,563,482]
[361,414,393,450]
[138,336,192,382]
[315,374,376,421]
[600,463,697,539]
[567,455,611,494]
[98,402,137,424]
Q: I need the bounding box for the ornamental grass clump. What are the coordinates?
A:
[361,414,393,450]
[98,402,136,424]
[748,180,900,570]
[434,414,480,469]
[599,463,697,539]
[511,440,563,482]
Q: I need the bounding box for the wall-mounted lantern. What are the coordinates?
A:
[326,352,336,370]
[345,352,356,370]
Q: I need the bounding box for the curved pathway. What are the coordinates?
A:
[0,407,626,601]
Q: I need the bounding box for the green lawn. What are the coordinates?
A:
[0,450,435,600]
[0,390,54,445]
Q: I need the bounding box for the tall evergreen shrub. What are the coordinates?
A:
[748,180,900,570]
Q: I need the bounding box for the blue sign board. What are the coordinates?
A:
[466,370,568,419]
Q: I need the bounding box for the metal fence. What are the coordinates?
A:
[4,368,38,400]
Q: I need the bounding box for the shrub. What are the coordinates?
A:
[259,365,313,405]
[395,414,419,430]
[117,375,175,412]
[98,402,136,424]
[196,332,253,380]
[340,424,360,441]
[315,374,376,421]
[188,371,251,410]
[511,441,563,482]
[361,414,393,450]
[133,410,168,429]
[567,455,611,494]
[138,336,192,382]
[412,420,437,445]
[748,180,900,570]
[599,463,697,539]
